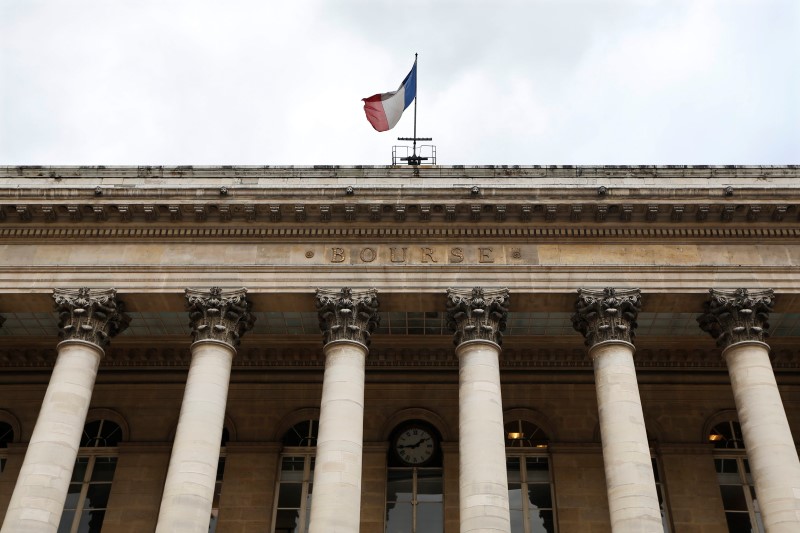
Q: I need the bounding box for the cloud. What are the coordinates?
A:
[0,0,797,165]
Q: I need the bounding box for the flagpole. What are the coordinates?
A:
[397,53,431,165]
[412,52,418,160]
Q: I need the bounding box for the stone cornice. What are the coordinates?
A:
[1,202,798,227]
[0,345,798,369]
[2,164,799,180]
[2,225,800,243]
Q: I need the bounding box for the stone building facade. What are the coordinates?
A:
[0,165,799,533]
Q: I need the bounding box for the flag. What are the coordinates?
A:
[362,62,417,132]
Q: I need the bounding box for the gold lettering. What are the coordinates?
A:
[331,247,345,263]
[359,247,377,263]
[421,247,438,263]
[390,247,408,263]
[479,247,495,263]
[450,247,464,263]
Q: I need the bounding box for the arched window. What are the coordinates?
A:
[385,421,444,533]
[504,419,556,533]
[0,421,14,474]
[709,420,765,532]
[272,419,318,533]
[59,418,123,533]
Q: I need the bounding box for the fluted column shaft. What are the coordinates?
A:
[308,288,379,533]
[447,287,511,533]
[156,287,253,533]
[2,288,128,533]
[699,289,800,532]
[573,288,661,533]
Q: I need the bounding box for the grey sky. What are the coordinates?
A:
[1,0,798,165]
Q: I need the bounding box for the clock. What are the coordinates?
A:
[393,425,437,466]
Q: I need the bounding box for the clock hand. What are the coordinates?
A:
[410,437,431,448]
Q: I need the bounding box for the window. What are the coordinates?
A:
[710,421,765,533]
[209,427,230,533]
[505,420,556,533]
[386,422,444,533]
[58,419,122,533]
[0,421,13,473]
[272,419,318,533]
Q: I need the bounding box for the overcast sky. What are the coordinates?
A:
[1,0,798,166]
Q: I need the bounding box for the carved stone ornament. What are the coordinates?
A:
[697,288,774,349]
[315,287,380,348]
[185,287,255,348]
[53,288,131,348]
[571,287,641,348]
[446,287,509,347]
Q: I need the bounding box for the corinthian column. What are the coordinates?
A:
[698,288,800,532]
[308,288,379,533]
[572,288,662,532]
[2,288,129,533]
[446,287,511,533]
[156,287,254,533]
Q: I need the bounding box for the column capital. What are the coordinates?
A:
[315,287,380,348]
[185,287,255,349]
[446,287,509,347]
[571,287,641,348]
[698,288,774,350]
[53,287,130,348]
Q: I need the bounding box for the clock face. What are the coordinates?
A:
[394,426,436,465]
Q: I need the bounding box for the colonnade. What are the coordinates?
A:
[1,286,799,533]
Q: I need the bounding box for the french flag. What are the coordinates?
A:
[362,61,417,132]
